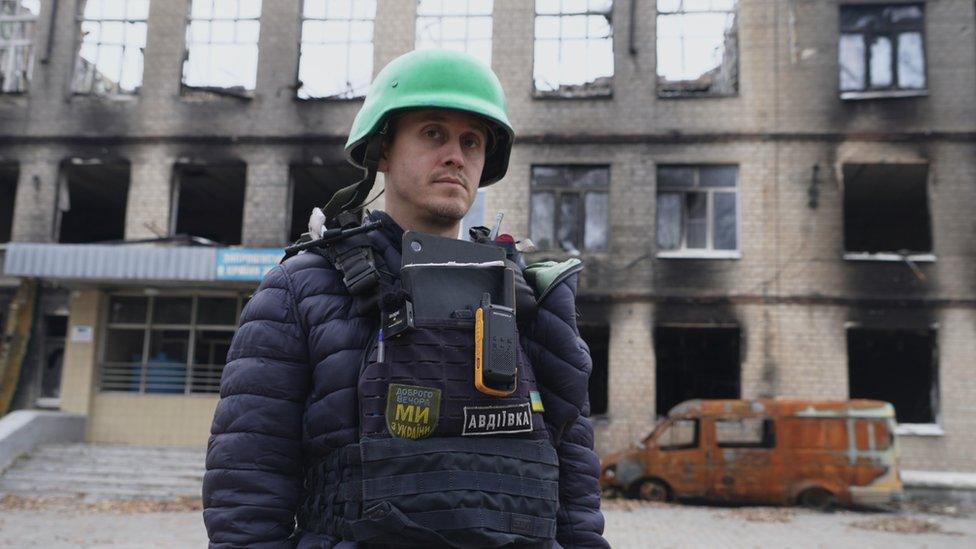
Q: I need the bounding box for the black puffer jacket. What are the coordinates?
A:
[203,211,607,548]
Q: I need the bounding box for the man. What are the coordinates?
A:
[203,49,607,548]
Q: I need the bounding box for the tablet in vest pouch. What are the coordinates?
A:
[401,231,515,319]
[402,230,505,266]
[401,262,515,319]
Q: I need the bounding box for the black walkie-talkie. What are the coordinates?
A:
[475,293,517,396]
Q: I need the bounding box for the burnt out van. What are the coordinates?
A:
[600,399,902,508]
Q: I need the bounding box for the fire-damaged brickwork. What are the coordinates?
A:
[1,0,975,472]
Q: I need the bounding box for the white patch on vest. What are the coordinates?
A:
[461,402,533,436]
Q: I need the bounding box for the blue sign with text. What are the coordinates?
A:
[215,248,282,281]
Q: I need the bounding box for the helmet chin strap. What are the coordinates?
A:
[323,123,389,225]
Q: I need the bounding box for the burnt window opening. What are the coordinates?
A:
[0,0,40,93]
[416,0,493,65]
[533,0,614,98]
[579,324,609,415]
[288,163,362,243]
[0,162,17,243]
[182,0,262,96]
[657,0,738,97]
[57,161,130,243]
[843,163,931,256]
[839,4,925,99]
[530,165,610,254]
[848,327,937,424]
[657,165,738,254]
[654,326,740,417]
[297,0,376,100]
[173,163,245,245]
[71,0,149,95]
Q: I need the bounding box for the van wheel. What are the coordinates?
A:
[798,488,836,511]
[632,479,669,502]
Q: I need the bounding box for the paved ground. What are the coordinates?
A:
[1,498,974,547]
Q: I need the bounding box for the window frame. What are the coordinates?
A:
[181,0,263,98]
[655,0,739,98]
[0,0,40,94]
[656,418,700,451]
[98,292,245,395]
[528,164,611,254]
[714,417,775,448]
[838,3,928,100]
[70,0,149,96]
[655,164,740,259]
[532,0,615,99]
[415,0,494,66]
[295,0,377,101]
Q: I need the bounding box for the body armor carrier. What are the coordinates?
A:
[297,228,559,548]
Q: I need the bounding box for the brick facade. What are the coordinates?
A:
[1,0,974,470]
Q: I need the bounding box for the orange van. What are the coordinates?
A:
[600,399,903,508]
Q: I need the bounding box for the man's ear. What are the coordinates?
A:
[377,142,390,173]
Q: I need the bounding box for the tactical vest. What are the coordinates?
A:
[297,241,583,548]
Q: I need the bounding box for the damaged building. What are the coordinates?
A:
[1,0,975,475]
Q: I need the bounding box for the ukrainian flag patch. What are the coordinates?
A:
[530,391,545,412]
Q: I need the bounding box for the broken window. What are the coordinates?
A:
[100,294,242,394]
[0,0,40,93]
[182,0,261,95]
[848,327,938,424]
[297,0,375,100]
[533,0,613,98]
[416,0,493,65]
[173,162,246,245]
[580,324,609,415]
[57,160,130,243]
[654,326,740,416]
[715,418,774,448]
[71,0,149,95]
[530,165,609,254]
[657,419,698,450]
[0,162,16,243]
[843,163,931,256]
[288,163,362,242]
[656,165,737,254]
[839,4,925,98]
[656,0,738,97]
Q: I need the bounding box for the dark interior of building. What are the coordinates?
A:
[579,324,610,416]
[174,163,246,245]
[1,163,19,243]
[654,326,741,416]
[58,162,130,243]
[289,164,363,242]
[848,327,937,424]
[843,163,932,254]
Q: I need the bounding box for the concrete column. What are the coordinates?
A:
[595,301,655,454]
[241,154,289,247]
[10,159,59,243]
[138,0,189,128]
[374,0,416,68]
[124,154,173,240]
[59,290,102,429]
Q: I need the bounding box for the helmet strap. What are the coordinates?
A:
[323,121,390,224]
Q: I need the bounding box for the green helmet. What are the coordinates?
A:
[345,49,515,187]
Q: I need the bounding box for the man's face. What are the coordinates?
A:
[379,108,488,224]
